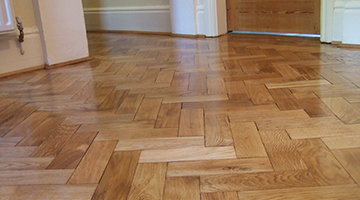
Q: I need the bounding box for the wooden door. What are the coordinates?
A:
[227,0,321,34]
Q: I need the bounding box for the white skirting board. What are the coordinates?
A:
[0,27,45,75]
[83,6,172,33]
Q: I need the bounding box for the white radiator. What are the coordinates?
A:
[0,0,15,33]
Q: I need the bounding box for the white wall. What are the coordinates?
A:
[33,0,89,65]
[322,0,360,45]
[170,0,197,35]
[82,0,172,33]
[0,0,44,75]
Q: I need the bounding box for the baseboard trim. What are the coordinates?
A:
[0,64,45,79]
[332,41,343,45]
[337,44,360,49]
[170,33,206,38]
[46,56,94,69]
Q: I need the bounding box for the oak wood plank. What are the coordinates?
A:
[269,88,302,110]
[134,98,162,121]
[0,169,74,186]
[68,140,117,184]
[115,137,204,151]
[231,122,267,158]
[8,184,97,200]
[47,132,97,169]
[207,77,227,95]
[154,103,181,128]
[16,117,65,146]
[246,84,274,104]
[116,93,145,115]
[95,128,178,141]
[0,157,53,171]
[167,158,273,177]
[200,170,317,193]
[0,106,39,129]
[99,89,129,110]
[30,124,80,157]
[202,192,239,200]
[179,108,204,136]
[322,97,360,124]
[225,81,251,101]
[293,92,333,117]
[237,184,360,200]
[332,148,360,185]
[0,147,37,158]
[322,135,360,149]
[205,114,233,147]
[164,177,200,200]
[156,70,175,84]
[127,163,167,200]
[259,129,307,171]
[139,146,237,163]
[91,151,140,200]
[287,124,360,139]
[293,138,354,185]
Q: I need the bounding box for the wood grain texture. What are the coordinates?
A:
[269,88,302,110]
[201,192,239,200]
[0,157,53,171]
[246,84,274,104]
[287,124,360,139]
[259,129,307,171]
[91,151,140,200]
[225,81,250,101]
[0,169,74,186]
[47,132,97,169]
[321,97,360,124]
[164,177,200,200]
[200,170,317,193]
[229,0,320,34]
[139,146,237,163]
[167,158,273,177]
[332,148,360,185]
[134,98,162,121]
[237,184,360,200]
[127,163,167,200]
[179,109,204,136]
[0,105,39,129]
[30,124,80,157]
[0,147,37,158]
[154,103,181,128]
[294,138,354,185]
[16,117,65,146]
[322,136,360,150]
[205,114,233,147]
[68,140,117,184]
[231,122,267,158]
[4,112,51,138]
[115,137,204,151]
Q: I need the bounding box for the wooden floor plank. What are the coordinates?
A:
[269,88,302,110]
[205,114,233,147]
[154,103,181,128]
[246,84,274,105]
[287,124,360,139]
[68,140,117,184]
[164,177,200,200]
[0,157,53,171]
[200,170,317,193]
[115,137,204,151]
[167,158,273,177]
[95,128,178,141]
[179,108,204,137]
[202,192,239,200]
[115,93,145,115]
[5,184,97,200]
[322,97,360,124]
[139,146,237,163]
[47,132,97,169]
[134,98,162,121]
[332,148,360,185]
[225,81,251,101]
[128,163,167,200]
[0,169,74,186]
[237,184,360,200]
[0,147,37,158]
[99,89,129,110]
[293,92,333,117]
[259,129,307,171]
[30,124,80,157]
[293,138,354,185]
[231,122,267,158]
[16,117,65,146]
[0,105,39,129]
[91,151,140,200]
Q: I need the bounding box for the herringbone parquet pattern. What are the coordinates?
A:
[1,33,360,199]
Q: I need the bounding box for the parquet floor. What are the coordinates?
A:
[0,33,360,199]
